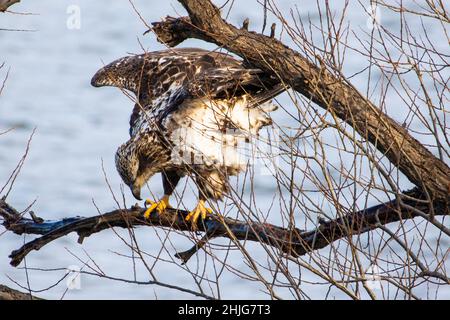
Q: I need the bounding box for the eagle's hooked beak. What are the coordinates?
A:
[131,184,142,200]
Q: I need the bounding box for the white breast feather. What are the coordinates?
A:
[167,98,276,173]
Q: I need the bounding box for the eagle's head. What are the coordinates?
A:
[115,132,166,200]
[91,55,145,93]
[115,142,142,200]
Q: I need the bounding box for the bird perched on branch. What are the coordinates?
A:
[91,48,283,227]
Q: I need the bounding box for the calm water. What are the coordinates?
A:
[0,1,448,299]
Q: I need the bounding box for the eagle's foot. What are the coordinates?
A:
[144,195,171,219]
[185,200,212,228]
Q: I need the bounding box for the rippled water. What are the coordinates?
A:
[0,1,448,299]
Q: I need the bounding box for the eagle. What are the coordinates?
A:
[91,48,284,226]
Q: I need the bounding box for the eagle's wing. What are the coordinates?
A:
[91,48,280,136]
[94,48,285,206]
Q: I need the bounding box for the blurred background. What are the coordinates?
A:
[0,0,448,299]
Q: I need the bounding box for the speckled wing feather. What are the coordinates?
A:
[91,48,275,136]
[93,48,284,202]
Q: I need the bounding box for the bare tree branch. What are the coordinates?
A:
[149,0,450,200]
[1,187,448,268]
[0,284,42,300]
[0,0,20,12]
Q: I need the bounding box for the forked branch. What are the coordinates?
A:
[150,0,450,200]
[1,188,448,268]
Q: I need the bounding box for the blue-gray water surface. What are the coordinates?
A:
[0,1,448,299]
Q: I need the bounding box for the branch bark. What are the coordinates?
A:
[0,0,20,12]
[0,284,42,300]
[1,188,448,267]
[150,0,450,201]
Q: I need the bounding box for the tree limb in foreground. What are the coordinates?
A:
[149,0,450,200]
[1,188,448,268]
[0,0,20,12]
[0,284,41,300]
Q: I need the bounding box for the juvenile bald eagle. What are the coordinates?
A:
[91,48,283,226]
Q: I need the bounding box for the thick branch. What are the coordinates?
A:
[150,0,450,200]
[0,284,42,300]
[0,0,20,12]
[1,189,448,267]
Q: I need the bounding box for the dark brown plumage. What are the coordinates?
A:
[91,48,284,224]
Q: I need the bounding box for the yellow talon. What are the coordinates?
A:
[144,195,171,219]
[185,200,213,227]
